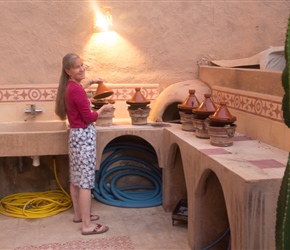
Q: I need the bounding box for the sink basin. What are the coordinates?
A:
[0,121,68,133]
[0,121,69,157]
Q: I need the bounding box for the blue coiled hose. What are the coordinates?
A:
[92,142,162,208]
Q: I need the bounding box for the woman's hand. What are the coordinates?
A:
[90,78,103,85]
[83,78,103,89]
[102,103,114,111]
[97,103,114,115]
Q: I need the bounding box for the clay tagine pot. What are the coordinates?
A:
[208,101,236,126]
[93,81,114,99]
[193,93,217,119]
[178,89,200,114]
[126,87,150,109]
[91,98,115,109]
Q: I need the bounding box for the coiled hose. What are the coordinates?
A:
[92,142,162,208]
[203,227,231,250]
[0,158,72,218]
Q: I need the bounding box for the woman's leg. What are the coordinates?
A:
[70,183,81,222]
[70,125,108,234]
[79,188,95,231]
[79,188,109,234]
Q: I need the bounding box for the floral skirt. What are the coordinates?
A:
[69,123,96,189]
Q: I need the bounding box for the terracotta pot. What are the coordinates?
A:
[192,118,209,139]
[178,90,200,113]
[94,107,115,127]
[207,124,237,147]
[179,111,195,131]
[128,107,151,125]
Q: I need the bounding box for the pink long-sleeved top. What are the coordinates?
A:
[65,81,98,128]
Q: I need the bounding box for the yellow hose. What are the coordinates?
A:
[0,158,72,218]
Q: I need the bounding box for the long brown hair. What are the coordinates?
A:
[55,53,80,120]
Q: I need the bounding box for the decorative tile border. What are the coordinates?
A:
[110,86,159,101]
[212,87,283,123]
[0,87,57,102]
[0,85,159,103]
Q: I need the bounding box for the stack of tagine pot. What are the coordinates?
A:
[177,89,200,131]
[192,93,217,139]
[206,101,237,147]
[126,87,151,125]
[91,81,115,126]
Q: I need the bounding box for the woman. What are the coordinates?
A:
[55,53,111,235]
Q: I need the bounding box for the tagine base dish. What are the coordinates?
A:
[126,101,150,109]
[91,99,115,109]
[178,106,196,114]
[208,115,237,126]
[193,111,215,120]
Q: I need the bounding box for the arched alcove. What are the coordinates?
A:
[96,134,162,207]
[163,143,187,212]
[162,101,181,123]
[194,169,230,250]
[149,79,211,122]
[102,135,157,162]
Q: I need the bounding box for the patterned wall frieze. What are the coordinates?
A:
[212,88,283,123]
[0,86,159,102]
[110,87,159,101]
[0,87,58,102]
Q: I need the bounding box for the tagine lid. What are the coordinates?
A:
[193,93,217,115]
[178,89,200,111]
[93,81,114,99]
[208,101,236,123]
[126,87,151,106]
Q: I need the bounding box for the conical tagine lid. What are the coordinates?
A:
[178,89,200,112]
[194,93,217,114]
[126,88,150,108]
[209,101,236,124]
[93,81,114,99]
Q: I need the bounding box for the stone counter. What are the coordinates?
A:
[162,123,287,249]
[95,119,167,171]
[0,119,287,249]
[94,120,287,249]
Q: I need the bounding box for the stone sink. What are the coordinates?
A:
[0,121,69,157]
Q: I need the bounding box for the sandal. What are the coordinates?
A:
[73,214,100,223]
[81,224,109,235]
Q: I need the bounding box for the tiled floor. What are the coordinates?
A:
[0,199,190,250]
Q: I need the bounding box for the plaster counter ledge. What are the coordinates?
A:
[94,120,285,249]
[95,118,171,131]
[162,123,287,250]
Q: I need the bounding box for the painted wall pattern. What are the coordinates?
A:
[212,89,283,123]
[0,86,159,102]
[107,87,159,101]
[0,87,56,102]
[0,86,283,124]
